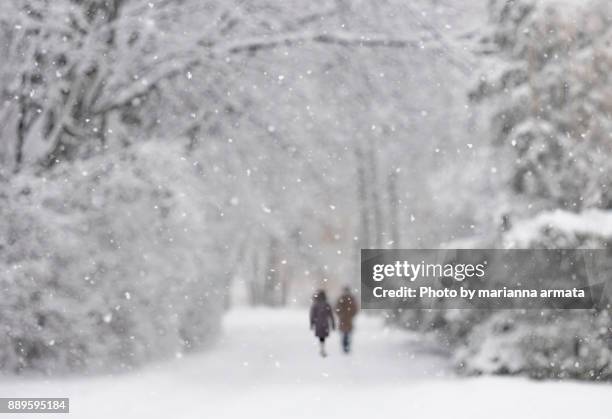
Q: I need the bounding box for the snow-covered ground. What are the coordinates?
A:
[0,308,609,419]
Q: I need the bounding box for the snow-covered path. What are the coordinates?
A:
[0,308,610,419]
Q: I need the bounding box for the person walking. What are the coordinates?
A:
[335,286,359,354]
[310,290,335,357]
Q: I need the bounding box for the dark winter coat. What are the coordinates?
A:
[335,293,358,333]
[310,300,335,339]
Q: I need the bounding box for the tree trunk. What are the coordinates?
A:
[367,141,384,248]
[263,235,280,306]
[387,170,401,247]
[14,94,27,174]
[354,146,371,248]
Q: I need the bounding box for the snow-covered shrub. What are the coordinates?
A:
[454,312,528,376]
[450,208,612,381]
[455,311,612,380]
[0,142,225,374]
[389,307,492,349]
[504,209,612,249]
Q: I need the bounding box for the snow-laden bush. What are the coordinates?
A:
[455,311,612,381]
[389,308,492,348]
[448,208,612,381]
[504,209,612,249]
[0,142,225,374]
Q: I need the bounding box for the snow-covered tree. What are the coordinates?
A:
[472,0,612,211]
[439,0,612,382]
[0,141,225,373]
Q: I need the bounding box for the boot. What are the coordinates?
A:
[319,342,327,357]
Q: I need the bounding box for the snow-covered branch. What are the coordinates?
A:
[97,29,473,113]
[212,31,422,54]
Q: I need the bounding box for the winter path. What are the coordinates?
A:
[0,308,609,419]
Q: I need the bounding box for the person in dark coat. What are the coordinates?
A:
[335,286,359,353]
[310,289,335,357]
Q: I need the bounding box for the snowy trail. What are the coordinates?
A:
[0,308,610,419]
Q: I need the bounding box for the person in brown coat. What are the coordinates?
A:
[310,290,335,357]
[335,286,359,353]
